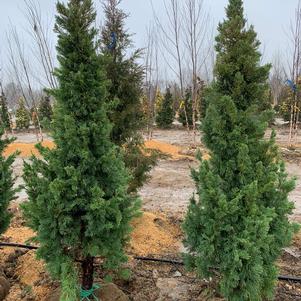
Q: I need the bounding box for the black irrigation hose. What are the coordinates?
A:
[0,242,38,250]
[134,256,184,265]
[278,275,301,283]
[134,256,301,283]
[1,243,301,283]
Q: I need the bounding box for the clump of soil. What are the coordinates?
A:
[0,276,10,301]
[3,250,54,301]
[15,251,52,300]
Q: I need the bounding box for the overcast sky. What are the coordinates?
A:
[0,0,299,84]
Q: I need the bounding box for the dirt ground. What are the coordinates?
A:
[143,128,301,222]
[1,126,301,300]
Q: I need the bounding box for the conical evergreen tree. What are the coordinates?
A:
[183,1,298,300]
[30,107,39,129]
[0,128,17,234]
[156,88,175,128]
[38,95,53,129]
[179,88,193,127]
[154,89,164,114]
[0,94,11,130]
[22,1,139,299]
[100,0,157,193]
[16,98,30,130]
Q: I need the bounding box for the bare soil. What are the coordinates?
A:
[142,128,301,222]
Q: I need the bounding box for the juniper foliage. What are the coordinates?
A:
[183,1,299,300]
[100,0,157,193]
[156,88,175,128]
[22,1,139,299]
[16,98,30,130]
[0,129,17,234]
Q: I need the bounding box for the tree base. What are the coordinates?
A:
[46,283,129,301]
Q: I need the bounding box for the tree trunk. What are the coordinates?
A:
[81,256,94,290]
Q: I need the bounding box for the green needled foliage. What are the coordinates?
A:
[16,98,30,130]
[183,1,299,300]
[156,88,175,129]
[0,128,18,235]
[22,0,140,299]
[100,0,157,193]
[0,94,11,131]
[179,88,193,127]
[38,95,53,129]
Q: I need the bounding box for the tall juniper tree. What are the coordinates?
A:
[179,88,193,127]
[183,1,298,300]
[0,93,11,131]
[38,95,53,129]
[156,87,175,128]
[100,0,157,193]
[16,98,30,130]
[22,0,139,299]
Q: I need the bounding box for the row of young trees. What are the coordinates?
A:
[154,82,207,129]
[0,0,298,301]
[0,92,53,131]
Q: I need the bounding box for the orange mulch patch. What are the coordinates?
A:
[16,251,45,287]
[3,138,208,161]
[144,140,188,160]
[0,226,35,264]
[4,141,55,158]
[2,211,181,258]
[3,227,35,245]
[0,211,182,300]
[129,212,181,256]
[145,139,210,160]
[4,139,189,160]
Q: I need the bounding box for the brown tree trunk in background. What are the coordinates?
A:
[81,256,94,290]
[288,0,301,146]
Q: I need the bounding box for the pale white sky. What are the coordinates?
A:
[0,0,299,84]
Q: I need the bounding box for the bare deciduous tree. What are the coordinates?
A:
[144,24,159,139]
[7,26,43,141]
[182,0,212,140]
[151,0,213,137]
[287,0,301,145]
[270,52,285,108]
[24,0,57,90]
[151,0,190,131]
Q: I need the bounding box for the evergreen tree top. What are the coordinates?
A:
[100,0,145,145]
[215,0,270,111]
[226,0,244,21]
[53,0,107,118]
[101,0,133,58]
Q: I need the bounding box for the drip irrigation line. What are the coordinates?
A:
[278,275,301,283]
[134,256,184,265]
[134,256,301,283]
[1,242,301,283]
[0,242,38,250]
